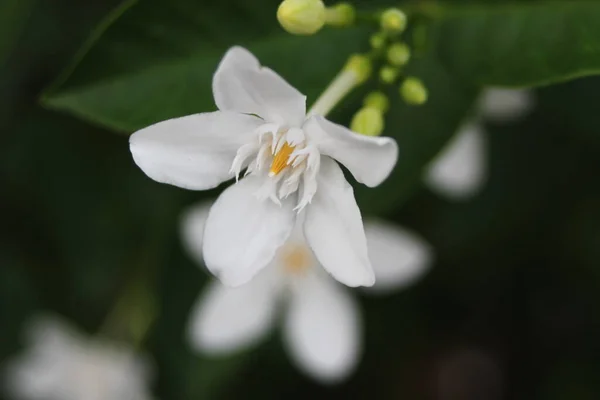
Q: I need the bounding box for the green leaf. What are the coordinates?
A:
[41,0,366,132]
[430,0,600,87]
[0,0,36,66]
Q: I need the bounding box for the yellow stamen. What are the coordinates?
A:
[281,245,311,275]
[269,142,295,177]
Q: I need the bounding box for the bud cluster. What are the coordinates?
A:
[277,1,430,137]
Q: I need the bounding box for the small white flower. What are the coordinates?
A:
[2,315,153,400]
[425,88,534,200]
[181,202,431,383]
[130,46,398,288]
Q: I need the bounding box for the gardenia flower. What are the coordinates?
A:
[2,315,153,400]
[130,46,398,288]
[181,202,431,382]
[425,88,534,199]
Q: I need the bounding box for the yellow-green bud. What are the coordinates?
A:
[380,8,407,34]
[364,91,389,113]
[277,0,326,35]
[401,77,428,105]
[379,65,399,84]
[370,32,386,50]
[351,107,384,136]
[387,43,411,66]
[344,54,372,84]
[325,2,356,27]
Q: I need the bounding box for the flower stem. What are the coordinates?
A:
[307,69,359,117]
[308,54,372,117]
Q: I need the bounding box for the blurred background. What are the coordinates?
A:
[2,0,600,399]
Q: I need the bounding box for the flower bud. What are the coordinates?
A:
[325,2,356,27]
[401,77,428,105]
[277,0,326,35]
[370,32,386,50]
[364,91,389,113]
[344,54,372,85]
[387,43,411,67]
[351,107,384,136]
[380,8,407,34]
[379,65,399,84]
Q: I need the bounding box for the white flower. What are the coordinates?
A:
[2,315,153,400]
[425,88,534,200]
[181,202,431,383]
[130,46,398,288]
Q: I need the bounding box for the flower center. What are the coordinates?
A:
[280,243,312,275]
[269,142,296,177]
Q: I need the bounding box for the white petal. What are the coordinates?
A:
[187,271,280,354]
[283,274,361,383]
[180,201,213,266]
[213,46,306,126]
[363,220,432,294]
[478,88,534,122]
[304,116,398,187]
[203,176,296,287]
[303,157,374,287]
[425,122,487,200]
[130,111,262,190]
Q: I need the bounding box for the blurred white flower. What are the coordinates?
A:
[130,46,398,289]
[477,88,534,122]
[181,202,431,383]
[3,315,153,400]
[425,88,534,200]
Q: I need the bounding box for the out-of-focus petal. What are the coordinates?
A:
[364,220,432,294]
[425,122,487,200]
[283,273,361,383]
[180,201,213,265]
[187,271,280,354]
[478,88,534,122]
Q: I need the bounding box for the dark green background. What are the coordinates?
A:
[2,0,600,399]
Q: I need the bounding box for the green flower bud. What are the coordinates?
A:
[401,77,428,105]
[370,32,386,50]
[351,107,385,136]
[387,43,411,67]
[325,2,356,27]
[379,65,399,84]
[364,91,389,113]
[277,0,326,35]
[344,54,372,84]
[380,8,407,34]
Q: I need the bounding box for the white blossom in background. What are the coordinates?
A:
[2,315,153,400]
[181,202,431,383]
[130,46,398,289]
[425,88,534,200]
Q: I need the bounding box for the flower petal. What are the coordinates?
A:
[283,273,361,383]
[130,111,262,190]
[187,271,279,354]
[203,176,296,287]
[363,220,432,294]
[425,121,487,200]
[180,201,213,265]
[478,88,534,122]
[213,46,306,126]
[304,115,398,187]
[303,157,375,287]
